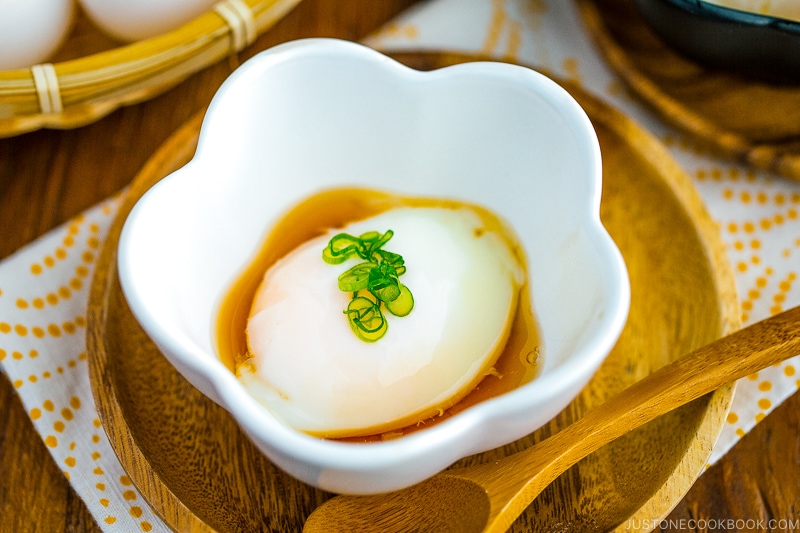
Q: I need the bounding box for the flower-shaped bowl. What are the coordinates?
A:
[117,38,629,495]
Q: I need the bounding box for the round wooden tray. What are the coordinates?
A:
[577,0,800,182]
[0,0,301,138]
[87,52,740,532]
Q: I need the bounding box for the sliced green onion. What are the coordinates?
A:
[323,227,413,343]
[322,233,361,264]
[359,231,381,243]
[338,262,377,292]
[345,296,388,342]
[367,229,393,256]
[372,282,401,303]
[376,249,403,267]
[385,284,414,317]
[368,263,400,302]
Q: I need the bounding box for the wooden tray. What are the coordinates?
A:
[87,52,740,532]
[577,0,800,182]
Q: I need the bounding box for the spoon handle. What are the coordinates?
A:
[479,305,800,532]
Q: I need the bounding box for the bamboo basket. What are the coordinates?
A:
[0,0,303,137]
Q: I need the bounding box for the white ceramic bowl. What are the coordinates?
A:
[118,38,630,495]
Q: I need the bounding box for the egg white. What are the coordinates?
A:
[239,206,525,438]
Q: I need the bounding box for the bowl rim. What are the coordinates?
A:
[117,38,630,492]
[664,0,800,30]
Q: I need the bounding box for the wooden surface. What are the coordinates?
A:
[0,1,799,531]
[576,0,800,182]
[87,52,736,533]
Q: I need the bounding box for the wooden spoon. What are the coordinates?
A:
[303,306,800,533]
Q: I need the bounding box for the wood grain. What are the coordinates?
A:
[0,372,99,532]
[86,52,739,532]
[0,2,420,532]
[577,0,800,181]
[665,390,800,532]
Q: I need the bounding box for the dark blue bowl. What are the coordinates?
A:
[635,0,800,84]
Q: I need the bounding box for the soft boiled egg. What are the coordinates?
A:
[238,206,526,438]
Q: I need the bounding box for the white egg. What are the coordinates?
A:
[239,207,526,438]
[0,0,75,70]
[78,0,218,42]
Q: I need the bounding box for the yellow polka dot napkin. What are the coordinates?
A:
[0,2,799,531]
[0,196,168,532]
[365,0,800,465]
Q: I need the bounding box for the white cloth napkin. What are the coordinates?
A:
[0,195,167,532]
[1,1,798,531]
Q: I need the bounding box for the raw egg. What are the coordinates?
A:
[0,0,75,69]
[78,0,218,42]
[238,206,526,438]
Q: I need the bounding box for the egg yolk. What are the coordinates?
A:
[237,206,525,438]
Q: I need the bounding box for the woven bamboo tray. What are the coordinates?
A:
[0,0,302,137]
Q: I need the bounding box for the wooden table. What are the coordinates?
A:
[1,1,798,531]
